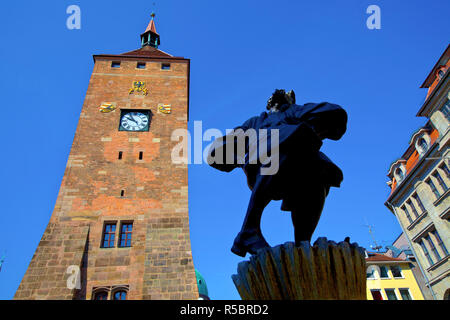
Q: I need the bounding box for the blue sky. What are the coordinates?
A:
[0,0,449,300]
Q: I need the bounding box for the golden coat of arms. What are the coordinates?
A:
[129,81,149,95]
[158,104,172,114]
[99,102,117,113]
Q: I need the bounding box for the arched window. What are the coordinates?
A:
[113,290,127,300]
[438,69,445,79]
[415,133,431,157]
[93,291,108,300]
[395,167,404,182]
[418,138,428,153]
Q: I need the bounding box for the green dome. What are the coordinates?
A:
[195,269,209,299]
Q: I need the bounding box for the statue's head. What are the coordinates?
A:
[266,89,296,111]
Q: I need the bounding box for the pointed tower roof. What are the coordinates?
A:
[145,13,159,35]
[140,12,161,48]
[94,13,187,60]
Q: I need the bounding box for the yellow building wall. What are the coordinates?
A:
[366,262,425,300]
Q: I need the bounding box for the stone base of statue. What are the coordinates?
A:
[232,238,367,300]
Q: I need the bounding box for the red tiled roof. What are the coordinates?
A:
[366,252,405,262]
[120,46,173,58]
[420,43,449,88]
[387,126,439,196]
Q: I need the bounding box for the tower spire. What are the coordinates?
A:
[141,12,160,48]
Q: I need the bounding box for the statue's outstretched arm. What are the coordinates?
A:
[289,103,348,141]
[207,117,258,172]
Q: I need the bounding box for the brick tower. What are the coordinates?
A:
[14,14,199,300]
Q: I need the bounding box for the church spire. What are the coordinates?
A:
[141,12,160,48]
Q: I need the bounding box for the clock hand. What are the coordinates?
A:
[132,115,142,125]
[127,115,137,124]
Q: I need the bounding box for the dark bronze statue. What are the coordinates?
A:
[207,89,347,257]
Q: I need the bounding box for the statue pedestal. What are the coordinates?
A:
[232,238,367,300]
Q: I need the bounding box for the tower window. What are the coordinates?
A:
[111,61,121,68]
[137,62,146,69]
[92,286,129,300]
[101,223,116,248]
[139,151,143,160]
[120,190,125,197]
[118,151,123,160]
[161,63,171,70]
[119,222,133,247]
[113,290,127,300]
[93,291,108,300]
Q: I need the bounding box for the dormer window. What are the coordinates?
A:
[435,66,447,83]
[418,138,428,153]
[389,160,407,188]
[392,163,407,184]
[395,168,404,181]
[414,133,431,157]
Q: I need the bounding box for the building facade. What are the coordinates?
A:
[385,232,434,299]
[366,252,425,300]
[14,15,199,300]
[385,44,450,300]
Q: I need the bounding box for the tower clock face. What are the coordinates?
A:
[119,110,150,131]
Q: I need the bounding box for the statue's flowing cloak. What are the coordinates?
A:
[208,102,347,210]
